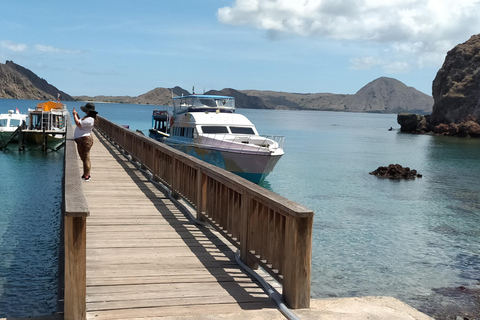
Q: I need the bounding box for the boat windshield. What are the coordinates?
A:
[174,95,235,114]
[9,119,21,127]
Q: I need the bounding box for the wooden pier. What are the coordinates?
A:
[63,116,314,319]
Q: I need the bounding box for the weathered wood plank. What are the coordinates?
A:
[86,302,279,320]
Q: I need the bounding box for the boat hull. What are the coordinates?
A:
[0,130,19,143]
[25,132,65,150]
[164,140,282,184]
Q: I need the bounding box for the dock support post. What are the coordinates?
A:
[43,127,47,152]
[64,216,87,320]
[283,215,313,309]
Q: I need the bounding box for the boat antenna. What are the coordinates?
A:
[192,86,195,95]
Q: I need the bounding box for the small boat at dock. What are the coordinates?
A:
[24,101,67,150]
[0,109,28,144]
[149,94,284,184]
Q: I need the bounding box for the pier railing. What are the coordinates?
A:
[62,113,89,320]
[96,116,314,309]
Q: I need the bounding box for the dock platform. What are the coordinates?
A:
[82,130,283,319]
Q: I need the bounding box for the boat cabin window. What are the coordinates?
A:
[230,127,255,134]
[0,119,7,127]
[201,126,229,134]
[173,127,194,138]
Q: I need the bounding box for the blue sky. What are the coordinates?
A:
[1,0,479,97]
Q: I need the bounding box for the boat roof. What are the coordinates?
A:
[35,101,65,112]
[0,111,27,120]
[173,95,234,100]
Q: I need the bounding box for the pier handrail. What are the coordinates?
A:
[96,116,314,309]
[63,113,89,320]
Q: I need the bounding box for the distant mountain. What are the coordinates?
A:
[242,78,432,113]
[0,61,432,114]
[343,77,433,114]
[75,86,187,106]
[240,90,348,110]
[75,78,433,114]
[205,88,275,109]
[0,60,74,101]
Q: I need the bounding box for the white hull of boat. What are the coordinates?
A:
[165,139,282,184]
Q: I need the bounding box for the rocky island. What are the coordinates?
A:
[398,33,480,138]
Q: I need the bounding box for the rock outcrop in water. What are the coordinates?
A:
[369,164,422,179]
[398,34,480,138]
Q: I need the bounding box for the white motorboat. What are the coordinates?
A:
[0,109,27,143]
[149,95,284,184]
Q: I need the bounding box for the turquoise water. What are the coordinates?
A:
[1,99,479,318]
[0,148,63,316]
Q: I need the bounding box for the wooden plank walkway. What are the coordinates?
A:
[81,130,282,319]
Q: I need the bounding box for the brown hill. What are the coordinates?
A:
[205,88,275,109]
[0,60,74,101]
[240,90,348,110]
[241,78,432,114]
[76,78,432,114]
[0,60,432,114]
[75,86,189,106]
[344,77,433,114]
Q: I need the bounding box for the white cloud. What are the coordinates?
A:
[350,56,384,70]
[34,44,81,54]
[34,44,62,53]
[0,40,27,52]
[218,0,480,69]
[383,61,411,73]
[350,56,411,73]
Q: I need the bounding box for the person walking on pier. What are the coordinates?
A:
[73,103,98,181]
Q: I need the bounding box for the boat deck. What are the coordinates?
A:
[21,129,66,134]
[82,130,282,319]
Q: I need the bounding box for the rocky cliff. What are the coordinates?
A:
[431,34,480,125]
[398,34,480,137]
[0,60,74,101]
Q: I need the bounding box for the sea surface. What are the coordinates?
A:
[1,99,479,318]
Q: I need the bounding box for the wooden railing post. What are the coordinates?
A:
[64,216,87,319]
[63,113,89,320]
[196,169,207,222]
[240,193,251,265]
[282,215,313,309]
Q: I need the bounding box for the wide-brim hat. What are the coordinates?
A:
[80,102,98,114]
